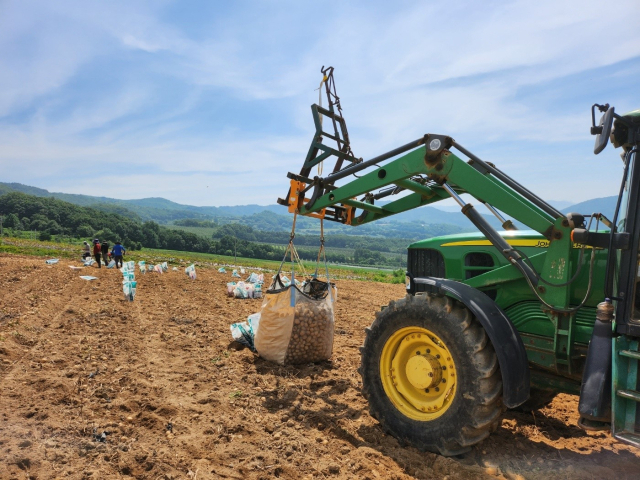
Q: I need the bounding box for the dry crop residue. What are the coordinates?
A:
[0,254,637,480]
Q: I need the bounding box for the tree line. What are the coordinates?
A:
[210,223,412,253]
[0,192,403,266]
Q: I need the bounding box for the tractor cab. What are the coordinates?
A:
[592,105,640,445]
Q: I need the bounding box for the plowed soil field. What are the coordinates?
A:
[0,254,638,480]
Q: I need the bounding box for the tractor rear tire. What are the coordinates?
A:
[359,293,504,456]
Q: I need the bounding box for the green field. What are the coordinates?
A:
[0,237,405,283]
[170,225,217,238]
[169,225,409,265]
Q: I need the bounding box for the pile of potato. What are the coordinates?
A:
[284,299,334,364]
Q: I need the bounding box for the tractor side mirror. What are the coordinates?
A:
[591,105,615,155]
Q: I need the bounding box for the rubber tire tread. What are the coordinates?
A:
[359,293,504,456]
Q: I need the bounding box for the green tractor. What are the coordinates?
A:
[279,67,640,455]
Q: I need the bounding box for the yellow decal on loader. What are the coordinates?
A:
[440,239,596,249]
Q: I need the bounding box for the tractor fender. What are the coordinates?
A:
[413,277,530,408]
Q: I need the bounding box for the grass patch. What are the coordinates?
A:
[0,237,402,283]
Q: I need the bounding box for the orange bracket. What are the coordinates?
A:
[287,179,326,219]
[343,203,355,224]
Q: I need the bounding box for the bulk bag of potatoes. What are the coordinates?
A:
[254,274,335,365]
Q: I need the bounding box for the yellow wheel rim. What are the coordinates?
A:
[380,326,457,421]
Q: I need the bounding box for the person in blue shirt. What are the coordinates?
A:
[111,241,126,268]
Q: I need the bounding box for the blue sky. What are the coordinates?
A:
[0,0,639,207]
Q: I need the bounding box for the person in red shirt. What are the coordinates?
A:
[93,239,102,268]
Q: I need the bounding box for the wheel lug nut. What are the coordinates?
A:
[435,387,440,392]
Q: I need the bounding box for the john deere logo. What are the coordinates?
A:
[429,139,441,151]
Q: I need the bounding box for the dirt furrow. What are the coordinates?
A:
[0,254,638,480]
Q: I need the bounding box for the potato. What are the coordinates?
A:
[284,298,334,364]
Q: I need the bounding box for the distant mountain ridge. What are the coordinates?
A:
[561,196,617,219]
[0,181,617,231]
[0,182,284,222]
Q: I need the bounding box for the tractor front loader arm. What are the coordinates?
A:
[281,127,578,308]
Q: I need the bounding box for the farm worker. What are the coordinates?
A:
[92,239,102,268]
[100,240,110,267]
[82,241,91,260]
[111,241,126,268]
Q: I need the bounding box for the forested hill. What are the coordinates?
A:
[0,182,282,223]
[0,181,618,238]
[0,192,289,260]
[0,181,501,233]
[0,181,622,268]
[0,191,411,266]
[561,196,617,219]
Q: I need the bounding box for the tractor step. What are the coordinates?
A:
[620,349,640,360]
[613,431,640,448]
[617,389,640,402]
[613,338,640,445]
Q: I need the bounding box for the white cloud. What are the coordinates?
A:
[0,5,98,116]
[0,0,639,208]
